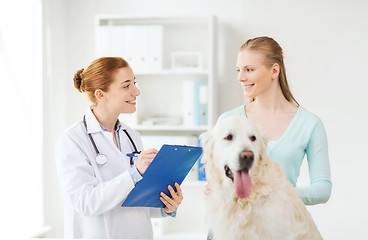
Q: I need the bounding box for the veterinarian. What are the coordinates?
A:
[206,36,331,206]
[55,57,183,239]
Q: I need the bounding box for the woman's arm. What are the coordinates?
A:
[55,132,135,217]
[296,119,332,205]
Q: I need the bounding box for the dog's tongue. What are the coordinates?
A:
[234,170,252,199]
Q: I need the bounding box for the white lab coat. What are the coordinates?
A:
[55,108,162,239]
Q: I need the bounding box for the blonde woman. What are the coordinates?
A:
[206,36,332,205]
[56,57,183,239]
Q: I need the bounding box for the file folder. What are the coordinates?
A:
[122,144,203,208]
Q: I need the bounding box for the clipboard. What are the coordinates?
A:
[121,144,203,208]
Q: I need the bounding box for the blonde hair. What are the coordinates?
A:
[240,36,299,106]
[73,57,130,105]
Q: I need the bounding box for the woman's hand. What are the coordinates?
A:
[136,148,158,175]
[160,183,183,213]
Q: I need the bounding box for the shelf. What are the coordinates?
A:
[154,231,208,240]
[97,14,213,26]
[135,69,209,76]
[96,15,215,129]
[135,125,208,133]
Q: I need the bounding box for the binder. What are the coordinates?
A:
[182,80,195,126]
[111,25,125,58]
[122,144,203,208]
[182,80,208,126]
[194,80,200,126]
[96,25,112,57]
[147,25,163,71]
[199,83,208,126]
[197,137,206,181]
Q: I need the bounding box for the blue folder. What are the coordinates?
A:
[121,144,203,208]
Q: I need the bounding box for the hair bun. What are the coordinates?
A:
[73,68,84,92]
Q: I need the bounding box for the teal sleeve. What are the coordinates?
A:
[217,110,236,122]
[217,105,245,123]
[296,119,332,205]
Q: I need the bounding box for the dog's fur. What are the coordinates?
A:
[200,116,322,240]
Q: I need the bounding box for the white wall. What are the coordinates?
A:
[43,0,368,239]
[42,0,68,237]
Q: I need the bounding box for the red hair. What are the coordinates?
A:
[73,57,130,105]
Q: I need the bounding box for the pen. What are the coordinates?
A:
[126,152,141,158]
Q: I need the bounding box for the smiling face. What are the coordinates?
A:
[202,117,266,199]
[236,49,276,99]
[103,67,140,114]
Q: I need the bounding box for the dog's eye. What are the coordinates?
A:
[224,134,233,141]
[250,135,256,141]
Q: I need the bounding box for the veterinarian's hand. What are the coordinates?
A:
[136,148,158,175]
[160,183,183,213]
[204,182,212,196]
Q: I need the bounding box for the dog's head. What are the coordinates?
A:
[200,116,267,199]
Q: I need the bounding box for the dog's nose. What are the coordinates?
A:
[239,150,254,169]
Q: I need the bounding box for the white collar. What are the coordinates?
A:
[84,107,128,134]
[84,108,104,134]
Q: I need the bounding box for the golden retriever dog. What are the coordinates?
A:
[200,116,322,240]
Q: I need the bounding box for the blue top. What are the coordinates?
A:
[218,105,332,205]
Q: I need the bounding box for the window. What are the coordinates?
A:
[0,0,43,237]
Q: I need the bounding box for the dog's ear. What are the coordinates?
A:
[199,131,213,163]
[199,131,211,147]
[258,131,269,154]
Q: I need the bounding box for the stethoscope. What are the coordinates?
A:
[83,115,140,165]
